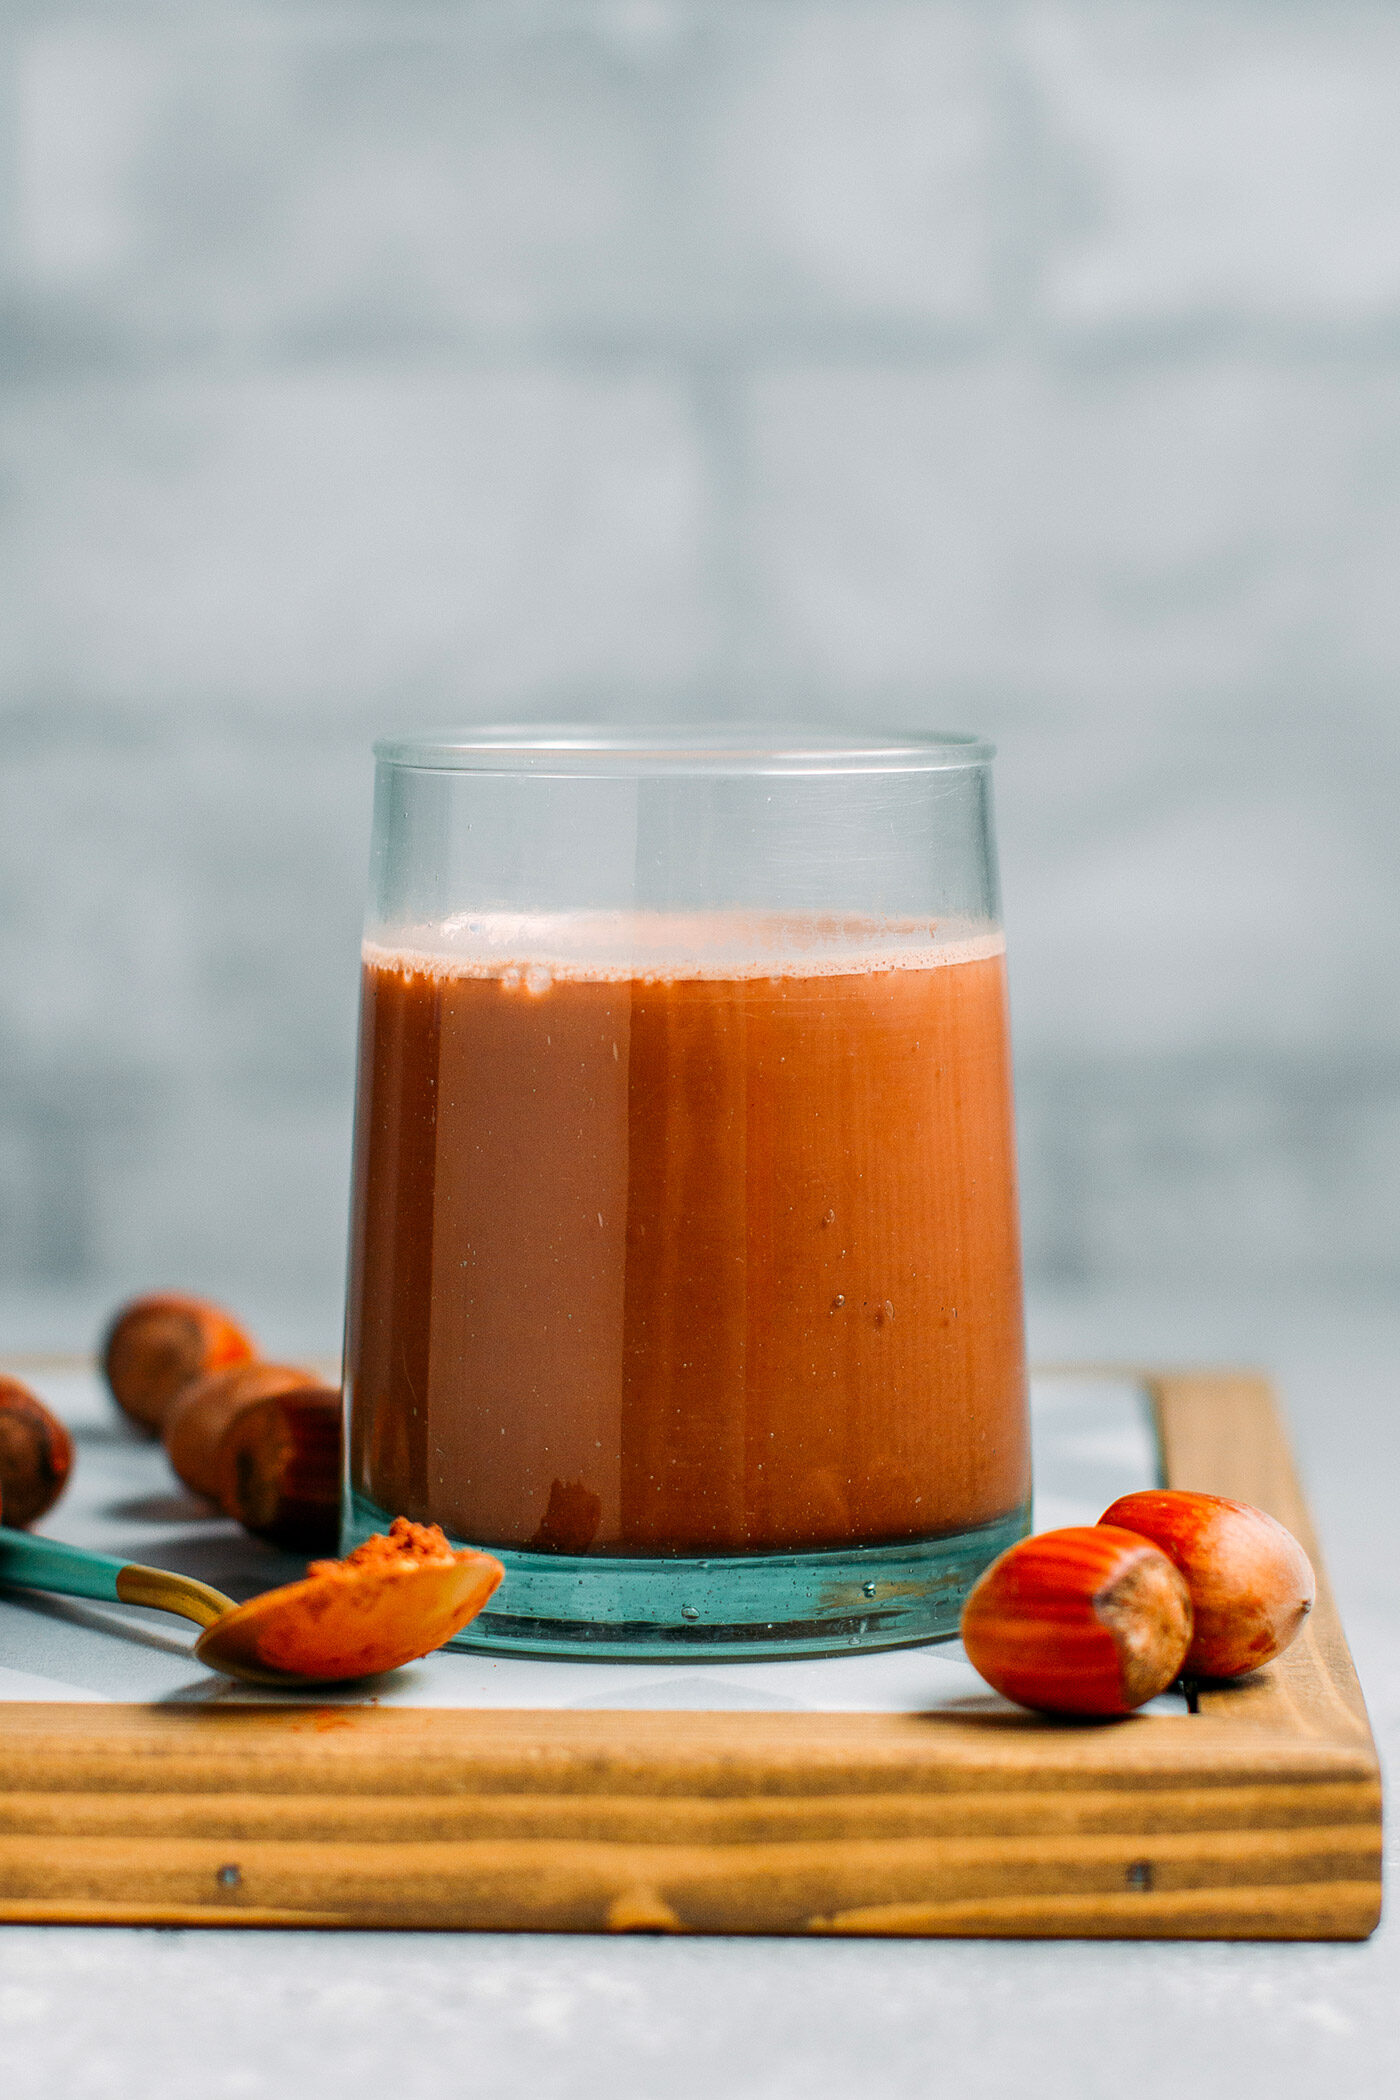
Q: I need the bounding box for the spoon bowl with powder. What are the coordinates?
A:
[0,1516,503,1687]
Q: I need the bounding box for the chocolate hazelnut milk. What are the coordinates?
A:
[346,915,1028,1556]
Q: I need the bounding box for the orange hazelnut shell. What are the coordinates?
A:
[961,1524,1194,1717]
[1099,1489,1315,1679]
[102,1292,258,1434]
[215,1386,343,1554]
[0,1377,75,1528]
[164,1361,319,1503]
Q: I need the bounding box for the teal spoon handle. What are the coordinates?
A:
[0,1525,129,1603]
[0,1525,234,1629]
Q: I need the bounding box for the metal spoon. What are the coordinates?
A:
[0,1524,502,1686]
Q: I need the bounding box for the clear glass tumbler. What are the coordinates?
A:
[343,726,1030,1657]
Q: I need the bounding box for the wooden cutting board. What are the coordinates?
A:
[0,1371,1381,1938]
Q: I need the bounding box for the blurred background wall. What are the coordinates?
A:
[3,0,1400,1345]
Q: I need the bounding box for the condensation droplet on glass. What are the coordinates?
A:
[862,1582,878,1599]
[681,1605,699,1621]
[830,1294,845,1313]
[822,1208,836,1227]
[884,1300,895,1322]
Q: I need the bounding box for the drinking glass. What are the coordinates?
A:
[343,726,1029,1657]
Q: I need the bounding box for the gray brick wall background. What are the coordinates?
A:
[3,0,1399,1340]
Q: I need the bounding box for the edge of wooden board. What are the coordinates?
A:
[0,1366,1383,1939]
[1146,1370,1378,1748]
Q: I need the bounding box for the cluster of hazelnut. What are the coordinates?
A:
[960,1491,1317,1716]
[0,1293,342,1554]
[102,1293,342,1553]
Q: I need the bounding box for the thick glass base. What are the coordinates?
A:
[344,1491,1031,1660]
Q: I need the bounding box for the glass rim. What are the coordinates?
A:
[373,722,995,776]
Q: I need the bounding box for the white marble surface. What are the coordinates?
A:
[1,1296,1396,2100]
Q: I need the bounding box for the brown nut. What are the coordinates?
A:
[102,1293,258,1434]
[216,1386,343,1554]
[1099,1489,1316,1679]
[0,1377,75,1528]
[163,1361,318,1503]
[961,1525,1194,1716]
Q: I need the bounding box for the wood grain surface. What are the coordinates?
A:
[0,1371,1383,1939]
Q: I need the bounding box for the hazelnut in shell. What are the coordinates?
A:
[102,1293,257,1435]
[216,1385,343,1554]
[164,1361,319,1503]
[1099,1489,1315,1679]
[0,1377,74,1528]
[961,1525,1194,1717]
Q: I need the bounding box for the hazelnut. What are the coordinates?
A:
[216,1386,343,1554]
[164,1361,319,1503]
[0,1377,74,1528]
[961,1525,1193,1716]
[102,1293,257,1435]
[1099,1489,1315,1679]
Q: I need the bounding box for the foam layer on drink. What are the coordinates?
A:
[364,910,1005,984]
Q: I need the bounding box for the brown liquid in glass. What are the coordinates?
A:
[346,931,1028,1556]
